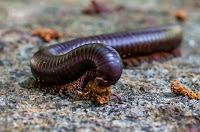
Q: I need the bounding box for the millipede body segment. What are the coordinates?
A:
[30,25,182,104]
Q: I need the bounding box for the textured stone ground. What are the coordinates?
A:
[1,0,200,131]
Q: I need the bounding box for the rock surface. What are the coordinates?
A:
[1,0,200,131]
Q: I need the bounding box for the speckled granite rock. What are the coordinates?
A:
[1,0,200,131]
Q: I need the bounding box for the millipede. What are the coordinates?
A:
[30,25,182,104]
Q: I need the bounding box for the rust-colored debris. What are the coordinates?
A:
[83,0,123,14]
[174,10,187,21]
[171,81,200,100]
[32,29,62,42]
[35,71,111,104]
[85,78,111,104]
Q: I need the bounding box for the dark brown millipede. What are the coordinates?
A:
[30,25,182,104]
